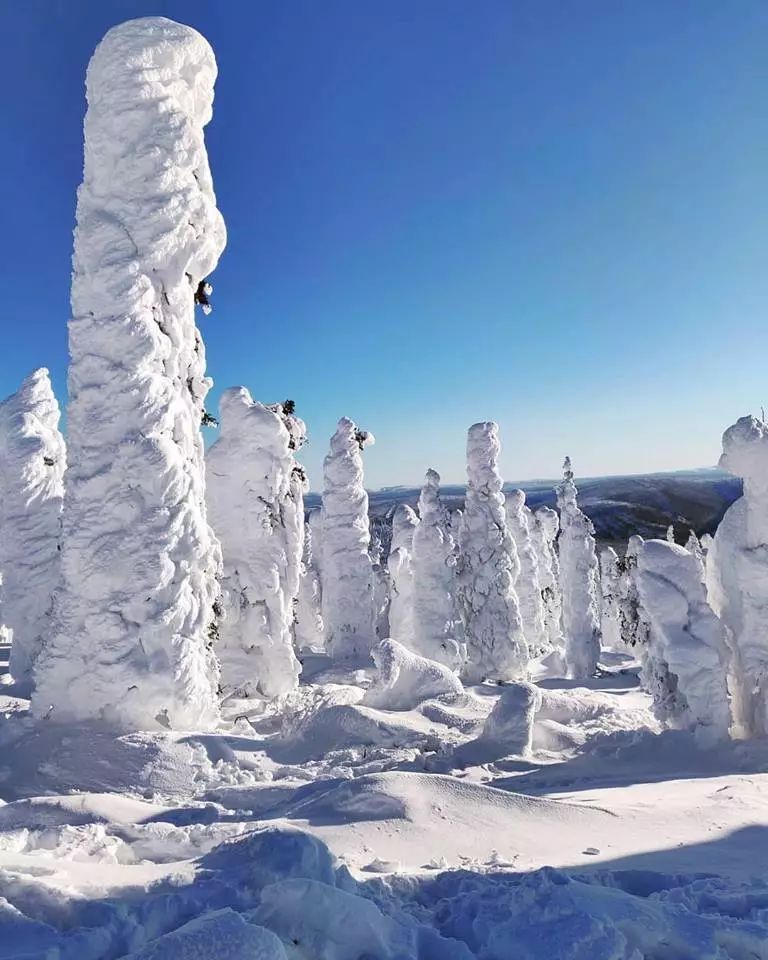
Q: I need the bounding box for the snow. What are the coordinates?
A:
[386,505,419,646]
[32,17,226,731]
[0,369,66,691]
[557,458,602,678]
[456,423,528,683]
[362,639,464,710]
[206,389,304,700]
[320,418,376,662]
[505,489,547,658]
[531,505,565,660]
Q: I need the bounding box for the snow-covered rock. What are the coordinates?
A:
[411,469,462,670]
[206,389,305,700]
[362,639,463,711]
[636,539,731,746]
[320,418,376,662]
[531,505,564,659]
[708,415,768,737]
[506,490,547,659]
[32,17,226,730]
[387,505,419,646]
[456,423,528,683]
[0,369,66,690]
[556,458,601,678]
[476,681,542,757]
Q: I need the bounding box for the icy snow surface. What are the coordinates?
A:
[6,643,768,958]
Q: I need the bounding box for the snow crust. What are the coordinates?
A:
[0,369,65,689]
[32,17,226,731]
[456,423,527,683]
[320,418,376,661]
[206,388,305,700]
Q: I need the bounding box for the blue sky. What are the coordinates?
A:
[2,1,767,489]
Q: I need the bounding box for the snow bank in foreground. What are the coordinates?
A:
[32,17,226,731]
[206,389,305,700]
[363,639,464,710]
[0,369,65,690]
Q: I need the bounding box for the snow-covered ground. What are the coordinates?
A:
[4,643,768,959]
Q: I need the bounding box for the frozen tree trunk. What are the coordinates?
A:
[531,505,564,659]
[557,458,601,678]
[0,369,66,690]
[506,490,547,658]
[33,18,226,730]
[599,547,623,651]
[206,389,306,700]
[387,504,420,645]
[321,417,376,662]
[411,469,462,669]
[708,416,768,737]
[457,423,528,683]
[294,519,325,654]
[636,539,731,746]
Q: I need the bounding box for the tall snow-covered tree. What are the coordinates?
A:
[506,489,547,658]
[206,389,306,700]
[636,539,731,745]
[531,505,564,658]
[456,423,528,683]
[599,546,623,651]
[0,369,66,690]
[411,469,462,669]
[33,18,226,730]
[556,457,601,678]
[321,417,376,661]
[294,518,325,654]
[708,415,768,737]
[387,504,420,645]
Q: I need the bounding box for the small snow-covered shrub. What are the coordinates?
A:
[363,639,463,711]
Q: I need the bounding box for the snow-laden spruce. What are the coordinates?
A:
[33,18,226,730]
[556,458,601,678]
[685,531,706,581]
[0,369,66,690]
[456,423,528,683]
[411,469,462,669]
[531,505,564,657]
[321,417,376,661]
[506,490,547,658]
[599,546,623,651]
[387,505,420,646]
[294,518,325,654]
[206,389,306,700]
[635,539,731,746]
[708,415,768,737]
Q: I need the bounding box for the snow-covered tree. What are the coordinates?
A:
[370,526,391,643]
[0,369,66,690]
[294,518,325,654]
[32,18,226,730]
[635,539,731,746]
[387,504,419,645]
[708,416,768,737]
[531,505,564,657]
[685,530,706,581]
[505,490,547,658]
[206,389,306,700]
[556,457,601,678]
[617,535,650,650]
[321,417,376,661]
[599,546,623,651]
[456,423,528,683]
[411,469,462,669]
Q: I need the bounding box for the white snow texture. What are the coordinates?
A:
[386,504,419,646]
[506,489,547,658]
[32,17,226,730]
[362,638,464,710]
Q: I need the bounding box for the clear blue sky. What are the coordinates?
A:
[2,1,766,489]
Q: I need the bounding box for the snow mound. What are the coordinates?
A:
[363,639,464,711]
[473,681,542,757]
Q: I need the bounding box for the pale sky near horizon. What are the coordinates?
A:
[2,1,766,488]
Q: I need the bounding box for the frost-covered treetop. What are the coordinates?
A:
[720,416,768,489]
[466,422,504,498]
[557,456,589,524]
[535,505,559,540]
[0,368,63,454]
[506,488,526,512]
[218,387,306,455]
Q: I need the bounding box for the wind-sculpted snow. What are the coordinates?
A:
[206,388,305,700]
[457,423,528,683]
[709,415,768,737]
[32,17,226,730]
[387,505,419,646]
[0,369,65,690]
[506,489,547,659]
[636,539,731,745]
[321,417,376,661]
[557,459,601,678]
[363,639,464,710]
[411,469,462,669]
